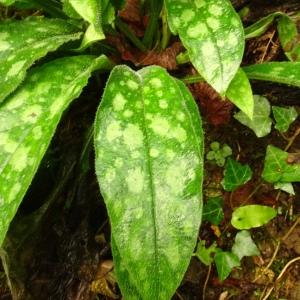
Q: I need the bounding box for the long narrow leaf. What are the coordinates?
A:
[94,65,204,300]
[0,17,82,103]
[165,0,244,95]
[0,55,112,246]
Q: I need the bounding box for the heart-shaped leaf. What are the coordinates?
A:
[231,205,277,230]
[165,0,244,95]
[202,196,224,225]
[226,68,254,119]
[0,17,82,103]
[222,158,252,191]
[214,250,240,281]
[232,230,260,260]
[195,240,218,266]
[234,95,272,137]
[272,106,298,132]
[0,55,111,246]
[262,145,300,183]
[94,65,204,300]
[244,62,300,88]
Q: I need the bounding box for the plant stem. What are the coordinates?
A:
[32,0,67,19]
[143,0,163,49]
[181,74,204,84]
[115,18,147,52]
[161,3,170,49]
[176,51,190,64]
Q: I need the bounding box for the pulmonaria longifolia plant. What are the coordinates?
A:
[0,0,300,299]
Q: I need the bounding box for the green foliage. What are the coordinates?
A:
[206,142,232,167]
[234,95,272,138]
[272,106,298,132]
[232,230,260,260]
[165,0,244,95]
[231,205,277,230]
[244,62,300,88]
[202,196,224,225]
[226,68,254,119]
[94,65,204,300]
[262,145,300,183]
[194,240,217,266]
[222,158,252,191]
[0,55,110,246]
[278,14,300,61]
[68,0,104,49]
[274,182,295,195]
[214,250,240,281]
[0,17,82,103]
[244,12,283,39]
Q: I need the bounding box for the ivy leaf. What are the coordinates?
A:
[0,55,111,246]
[68,0,105,49]
[234,95,272,138]
[94,65,204,300]
[278,14,300,61]
[226,68,254,119]
[272,106,298,132]
[214,250,240,281]
[244,12,283,39]
[222,158,252,192]
[274,182,295,195]
[194,240,218,266]
[231,205,277,230]
[165,0,244,95]
[232,230,260,260]
[262,145,300,183]
[203,196,224,225]
[244,62,300,88]
[0,17,82,103]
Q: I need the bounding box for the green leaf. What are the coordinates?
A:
[234,95,272,137]
[0,54,111,246]
[195,240,218,266]
[244,12,283,39]
[0,0,15,5]
[0,17,82,104]
[68,0,105,49]
[214,251,240,281]
[277,14,300,61]
[262,145,300,183]
[222,158,252,191]
[203,196,224,225]
[244,62,300,88]
[274,182,295,195]
[165,0,245,95]
[226,68,254,119]
[232,230,260,260]
[272,106,298,132]
[94,65,204,300]
[231,205,277,230]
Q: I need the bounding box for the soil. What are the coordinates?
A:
[1,1,300,300]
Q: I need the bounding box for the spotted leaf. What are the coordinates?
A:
[226,68,254,119]
[244,62,300,88]
[165,0,245,95]
[94,65,204,300]
[68,0,105,49]
[0,17,82,103]
[0,55,112,246]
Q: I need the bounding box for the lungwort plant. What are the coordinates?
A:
[1,0,300,299]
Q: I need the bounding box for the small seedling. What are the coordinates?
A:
[206,142,232,167]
